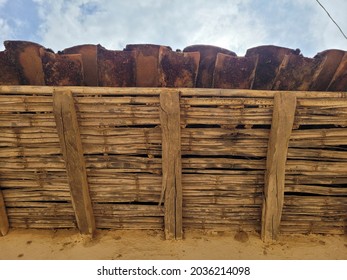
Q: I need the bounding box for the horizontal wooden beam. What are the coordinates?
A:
[262,92,297,242]
[53,89,95,235]
[160,90,182,240]
[0,188,9,236]
[1,85,347,99]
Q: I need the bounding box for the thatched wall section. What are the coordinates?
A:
[0,86,346,239]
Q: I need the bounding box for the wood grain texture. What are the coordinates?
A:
[1,85,346,236]
[53,89,95,235]
[261,92,297,242]
[1,85,347,99]
[160,90,182,239]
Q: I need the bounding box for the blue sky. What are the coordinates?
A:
[0,0,346,57]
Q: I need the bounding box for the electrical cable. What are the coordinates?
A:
[315,0,347,40]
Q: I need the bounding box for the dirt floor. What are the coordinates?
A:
[0,229,346,260]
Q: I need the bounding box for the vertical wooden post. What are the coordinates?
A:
[160,91,183,240]
[53,89,95,235]
[261,92,296,242]
[0,188,9,236]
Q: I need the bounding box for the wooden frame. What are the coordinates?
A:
[0,86,346,240]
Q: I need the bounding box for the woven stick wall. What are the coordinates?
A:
[0,86,346,241]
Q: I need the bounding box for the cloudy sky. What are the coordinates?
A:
[0,0,346,57]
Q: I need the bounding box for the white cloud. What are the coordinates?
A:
[309,0,347,54]
[0,0,8,7]
[0,18,12,50]
[178,1,268,55]
[233,0,347,57]
[0,0,9,50]
[3,0,346,56]
[32,0,268,54]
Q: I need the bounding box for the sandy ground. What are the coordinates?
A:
[0,229,346,260]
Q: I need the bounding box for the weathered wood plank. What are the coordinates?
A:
[160,90,182,239]
[1,85,347,99]
[261,92,297,242]
[53,89,95,235]
[0,187,9,236]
